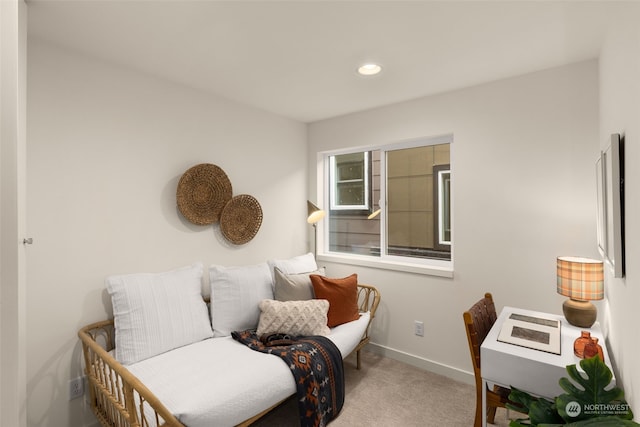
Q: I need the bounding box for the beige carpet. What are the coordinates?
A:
[252,349,514,426]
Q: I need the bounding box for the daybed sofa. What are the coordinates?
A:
[78,253,380,427]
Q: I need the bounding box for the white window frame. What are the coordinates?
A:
[329,151,370,211]
[437,168,451,247]
[315,134,454,278]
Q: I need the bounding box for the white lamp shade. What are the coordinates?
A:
[307,201,326,224]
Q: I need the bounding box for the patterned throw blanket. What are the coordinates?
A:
[232,330,345,427]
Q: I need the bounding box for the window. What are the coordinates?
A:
[329,152,370,211]
[321,135,452,270]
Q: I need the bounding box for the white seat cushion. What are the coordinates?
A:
[126,312,370,427]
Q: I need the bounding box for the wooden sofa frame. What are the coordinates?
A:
[78,283,381,427]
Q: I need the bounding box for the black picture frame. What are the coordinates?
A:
[598,133,625,278]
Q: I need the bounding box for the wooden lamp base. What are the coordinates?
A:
[562,299,597,328]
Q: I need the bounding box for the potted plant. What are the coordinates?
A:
[507,355,639,426]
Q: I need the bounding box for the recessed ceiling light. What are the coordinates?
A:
[357,63,382,76]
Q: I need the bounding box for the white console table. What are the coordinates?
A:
[480,306,615,426]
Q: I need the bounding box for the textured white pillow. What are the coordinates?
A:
[106,263,213,365]
[256,299,330,337]
[209,263,274,337]
[267,253,318,280]
[274,267,325,301]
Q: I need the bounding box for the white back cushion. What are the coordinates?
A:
[209,263,274,337]
[267,252,318,277]
[106,263,213,365]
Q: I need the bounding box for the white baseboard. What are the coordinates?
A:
[366,342,475,386]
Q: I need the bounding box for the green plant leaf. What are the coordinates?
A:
[529,398,565,425]
[508,386,541,413]
[509,420,532,427]
[556,356,633,422]
[506,357,636,426]
[539,415,640,426]
[508,386,563,426]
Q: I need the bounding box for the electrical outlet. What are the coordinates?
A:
[69,376,84,400]
[414,320,424,337]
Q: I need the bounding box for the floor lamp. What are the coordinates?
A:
[307,200,326,257]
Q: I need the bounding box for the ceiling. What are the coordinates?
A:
[26,1,626,123]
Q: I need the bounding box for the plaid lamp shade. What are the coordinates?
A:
[557,256,604,301]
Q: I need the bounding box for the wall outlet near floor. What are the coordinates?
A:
[69,376,84,400]
[414,320,424,337]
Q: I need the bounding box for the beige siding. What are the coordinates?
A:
[388,144,449,249]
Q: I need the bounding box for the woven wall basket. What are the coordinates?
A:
[220,194,263,245]
[176,163,233,225]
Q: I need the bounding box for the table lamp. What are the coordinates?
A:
[556,256,604,328]
[307,201,326,257]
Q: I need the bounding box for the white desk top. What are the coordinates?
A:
[481,306,615,399]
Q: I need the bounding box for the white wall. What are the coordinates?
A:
[308,61,600,382]
[1,1,27,426]
[26,40,308,427]
[599,3,640,416]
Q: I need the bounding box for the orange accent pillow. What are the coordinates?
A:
[310,274,360,327]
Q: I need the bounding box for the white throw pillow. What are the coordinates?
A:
[274,267,325,301]
[267,252,318,279]
[256,299,330,338]
[106,263,213,365]
[209,263,274,337]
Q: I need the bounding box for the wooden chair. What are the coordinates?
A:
[463,292,515,427]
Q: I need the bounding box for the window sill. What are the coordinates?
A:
[316,252,454,278]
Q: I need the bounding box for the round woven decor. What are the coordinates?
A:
[220,194,263,245]
[176,163,232,225]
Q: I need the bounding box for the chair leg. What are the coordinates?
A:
[487,405,497,424]
[474,404,482,427]
[356,349,362,370]
[474,390,482,427]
